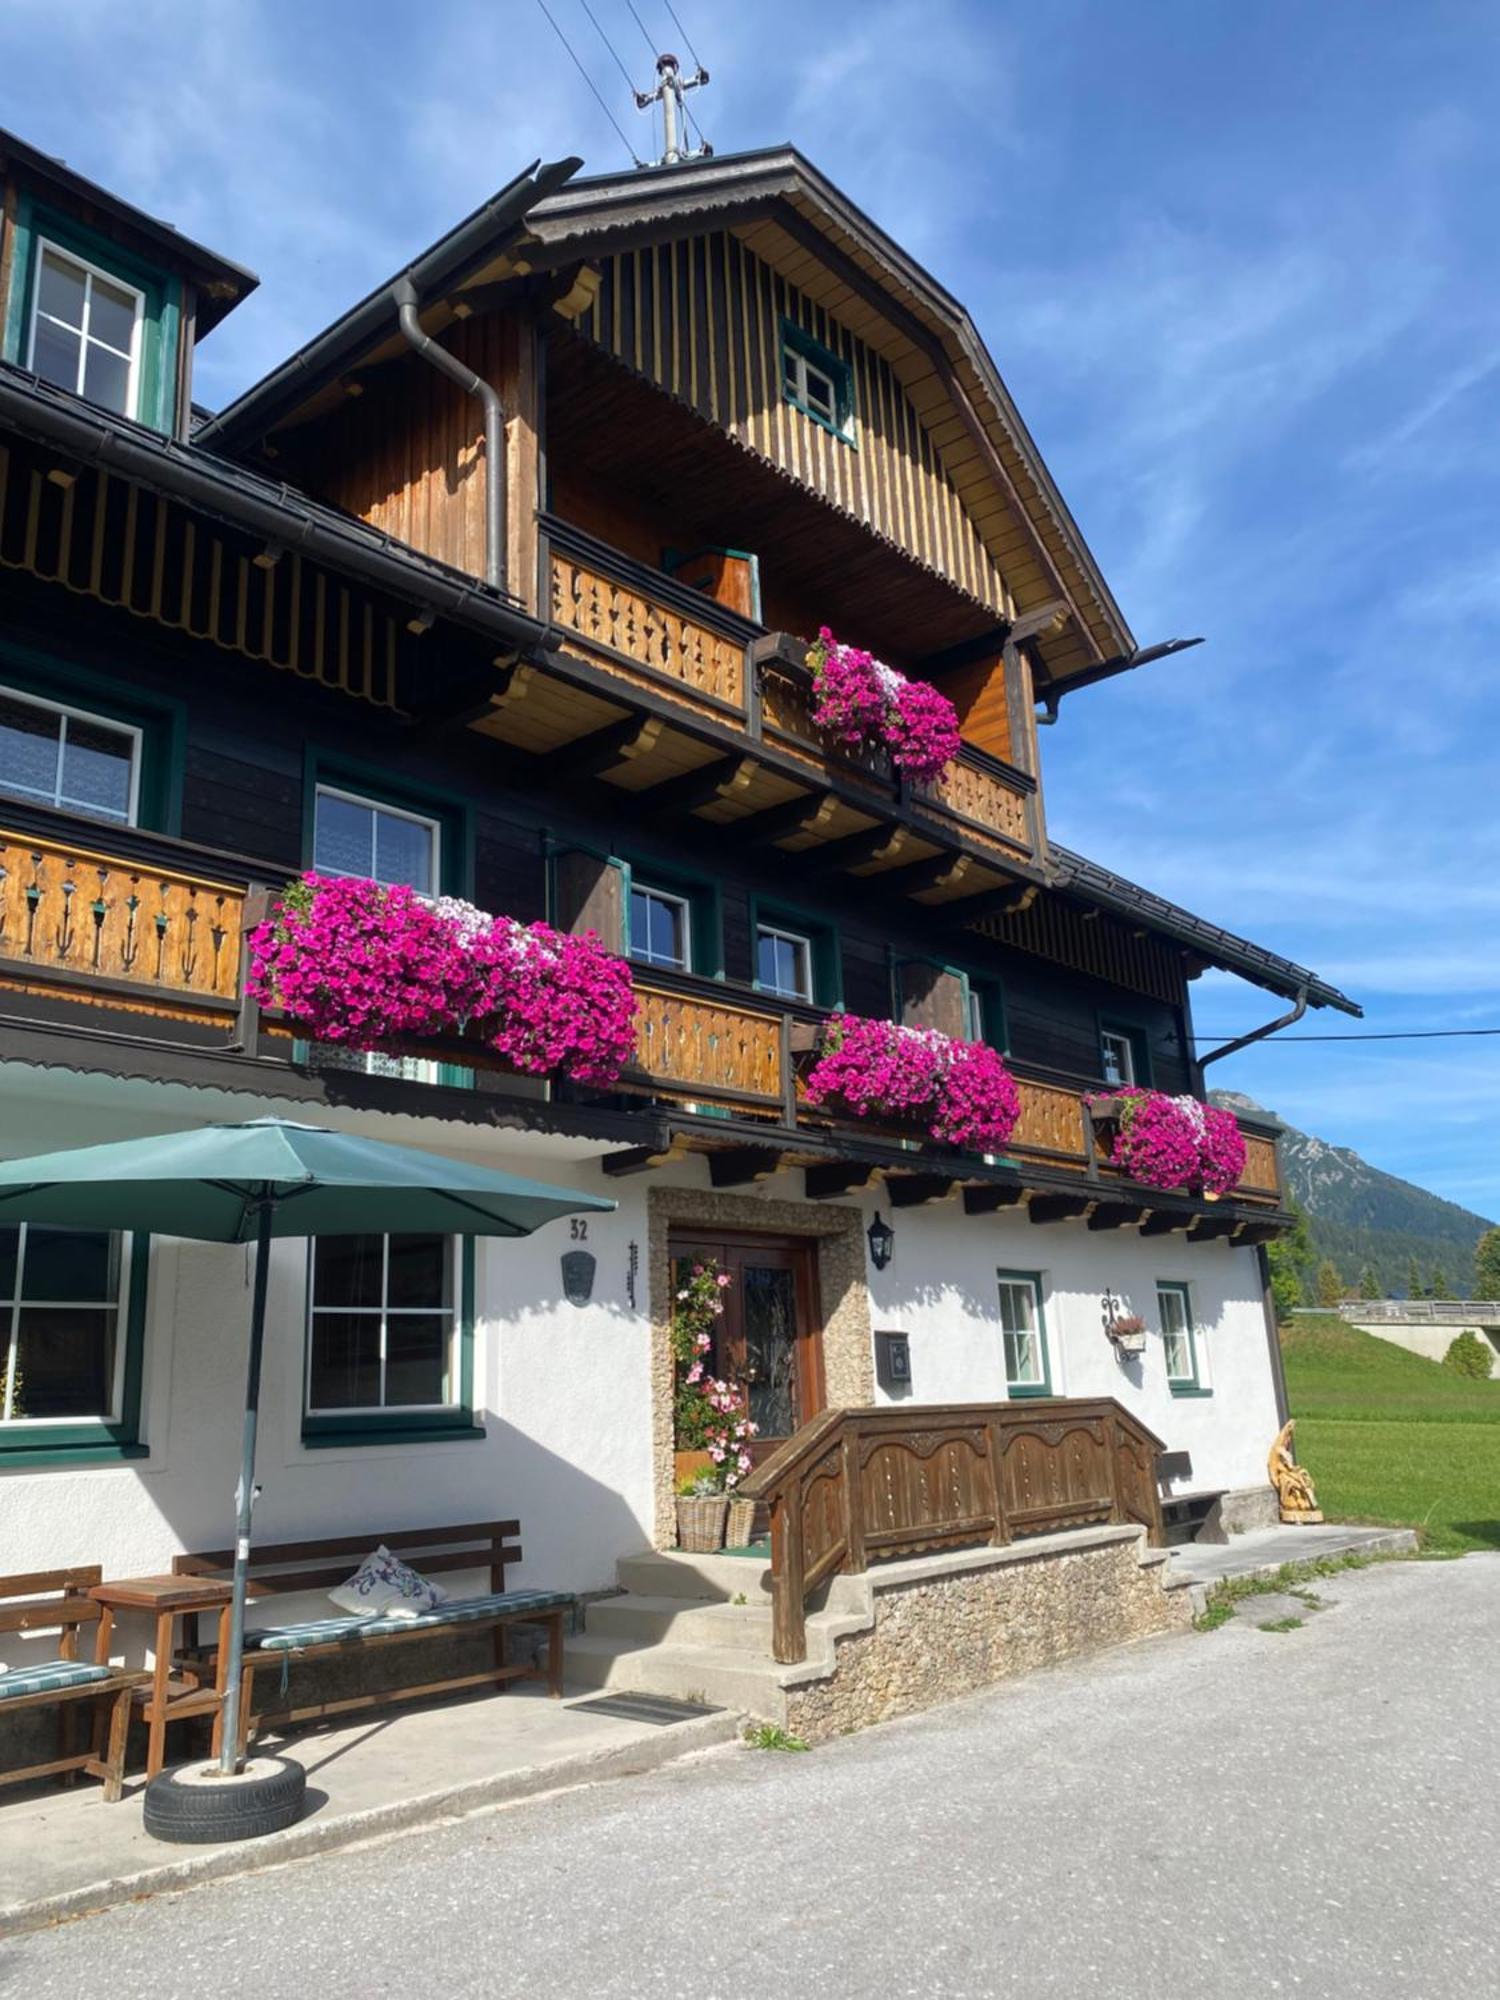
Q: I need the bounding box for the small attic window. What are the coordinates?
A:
[780,318,855,443]
[27,241,144,418]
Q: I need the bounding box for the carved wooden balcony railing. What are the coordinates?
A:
[0,820,254,1028]
[545,517,754,723]
[0,815,1282,1216]
[542,516,1037,863]
[737,1399,1167,1663]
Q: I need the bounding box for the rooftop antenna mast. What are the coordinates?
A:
[636,51,711,166]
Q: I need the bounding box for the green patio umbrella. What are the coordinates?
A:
[0,1118,615,1777]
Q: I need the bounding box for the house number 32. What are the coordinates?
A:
[570,1219,588,1240]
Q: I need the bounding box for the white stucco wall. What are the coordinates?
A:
[1,1064,1282,1669]
[854,1193,1282,1497]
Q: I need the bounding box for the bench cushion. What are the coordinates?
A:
[0,1660,115,1701]
[249,1589,575,1654]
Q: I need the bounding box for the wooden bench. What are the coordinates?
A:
[0,1568,150,1801]
[173,1521,570,1758]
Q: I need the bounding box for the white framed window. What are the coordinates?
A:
[998,1271,1051,1398]
[1157,1281,1204,1392]
[0,685,141,824]
[306,1233,460,1416]
[27,240,144,417]
[756,922,813,1002]
[313,785,441,893]
[312,785,443,1083]
[780,319,855,441]
[630,883,692,971]
[0,1224,130,1425]
[1100,1028,1136,1087]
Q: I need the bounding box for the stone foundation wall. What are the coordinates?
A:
[785,1533,1191,1743]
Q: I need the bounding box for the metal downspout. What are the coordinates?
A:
[1197,985,1310,1084]
[392,276,505,591]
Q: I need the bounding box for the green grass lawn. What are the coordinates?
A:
[1282,1314,1500,1553]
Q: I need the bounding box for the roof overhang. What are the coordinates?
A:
[518,147,1137,696]
[196,155,582,448]
[0,125,258,335]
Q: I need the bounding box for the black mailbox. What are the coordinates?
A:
[874,1329,912,1394]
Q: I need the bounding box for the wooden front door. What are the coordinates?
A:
[670,1230,824,1451]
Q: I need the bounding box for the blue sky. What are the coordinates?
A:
[3,1,1498,1215]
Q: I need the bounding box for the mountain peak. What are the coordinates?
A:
[1209,1091,1494,1292]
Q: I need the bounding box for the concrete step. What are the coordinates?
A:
[585,1594,776,1652]
[565,1631,789,1722]
[615,1549,772,1603]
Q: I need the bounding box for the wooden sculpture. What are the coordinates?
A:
[1268,1419,1323,1524]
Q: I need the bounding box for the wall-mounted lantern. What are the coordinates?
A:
[867,1212,895,1271]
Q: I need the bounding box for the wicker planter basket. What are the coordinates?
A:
[676,1495,728,1554]
[724,1496,757,1548]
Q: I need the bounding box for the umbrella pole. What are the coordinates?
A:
[218,1199,274,1775]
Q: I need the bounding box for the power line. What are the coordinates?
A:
[576,0,642,96]
[623,0,658,61]
[1191,1027,1500,1044]
[534,0,644,166]
[662,0,705,71]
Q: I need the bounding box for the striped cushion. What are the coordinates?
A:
[251,1589,575,1654]
[0,1660,115,1700]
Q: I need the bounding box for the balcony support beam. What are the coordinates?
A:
[1028,1193,1091,1226]
[707,1146,787,1188]
[962,1183,1026,1215]
[536,714,663,782]
[870,851,972,899]
[725,790,839,848]
[1087,1201,1147,1231]
[1140,1210,1192,1236]
[804,823,908,877]
[601,1140,683,1177]
[1234,1220,1284,1246]
[887,1174,958,1208]
[1188,1216,1240,1243]
[644,754,758,820]
[805,1160,880,1201]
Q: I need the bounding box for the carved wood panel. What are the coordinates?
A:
[0,829,246,1008]
[630,985,784,1106]
[550,552,745,711]
[1008,1077,1089,1161]
[917,756,1029,850]
[1236,1133,1282,1201]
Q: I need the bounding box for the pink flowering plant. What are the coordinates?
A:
[671,1260,757,1488]
[806,628,961,784]
[803,1013,1022,1154]
[1087,1088,1247,1197]
[247,873,638,1086]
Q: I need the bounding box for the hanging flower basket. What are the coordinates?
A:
[1087,1089,1246,1196]
[247,874,638,1086]
[802,1013,1021,1155]
[1105,1313,1148,1357]
[806,629,961,783]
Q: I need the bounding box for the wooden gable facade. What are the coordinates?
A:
[566,226,1010,619]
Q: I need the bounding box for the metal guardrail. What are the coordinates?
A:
[1336,1300,1500,1325]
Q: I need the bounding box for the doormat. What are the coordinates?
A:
[568,1691,724,1725]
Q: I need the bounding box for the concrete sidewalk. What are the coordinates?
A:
[1164,1521,1417,1593]
[0,1681,740,1937]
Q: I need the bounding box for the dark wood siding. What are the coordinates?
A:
[574,230,1008,618]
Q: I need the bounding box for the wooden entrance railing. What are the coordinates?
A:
[736,1399,1167,1663]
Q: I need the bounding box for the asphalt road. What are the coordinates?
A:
[5,1555,1496,1999]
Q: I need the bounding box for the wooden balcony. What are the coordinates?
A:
[535,515,1040,902]
[609,973,1284,1216]
[0,819,255,1031]
[0,814,1282,1225]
